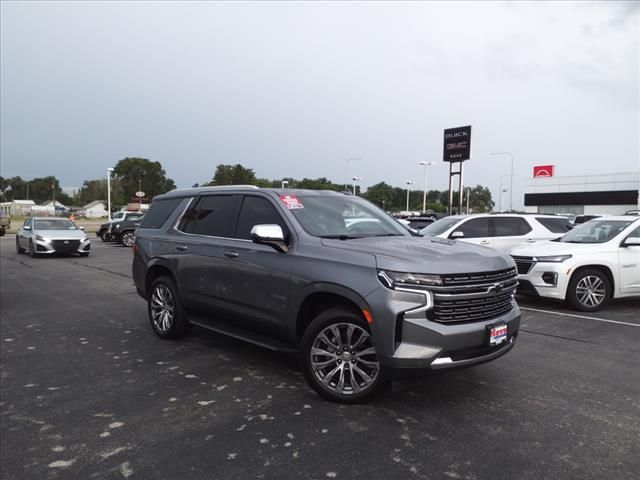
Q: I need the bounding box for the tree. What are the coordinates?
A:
[112,157,176,204]
[467,185,494,212]
[362,182,396,209]
[75,179,109,205]
[206,164,257,186]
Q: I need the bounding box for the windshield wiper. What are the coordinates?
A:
[371,233,404,237]
[319,234,363,240]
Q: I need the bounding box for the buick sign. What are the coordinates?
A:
[443,125,472,162]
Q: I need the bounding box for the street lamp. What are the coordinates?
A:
[107,167,114,221]
[491,152,514,211]
[419,161,435,214]
[344,157,361,190]
[352,176,362,196]
[281,180,289,189]
[405,181,415,212]
[498,174,510,212]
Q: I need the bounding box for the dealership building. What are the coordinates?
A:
[523,170,639,216]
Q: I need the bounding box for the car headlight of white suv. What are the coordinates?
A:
[534,254,572,263]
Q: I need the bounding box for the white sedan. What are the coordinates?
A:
[510,216,640,311]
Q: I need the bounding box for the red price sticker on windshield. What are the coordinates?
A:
[279,195,304,209]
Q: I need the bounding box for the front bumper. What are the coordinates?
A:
[517,262,570,301]
[35,237,91,255]
[365,286,521,371]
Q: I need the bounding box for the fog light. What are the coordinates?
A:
[541,272,558,285]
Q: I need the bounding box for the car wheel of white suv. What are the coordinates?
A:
[301,307,383,403]
[566,269,611,312]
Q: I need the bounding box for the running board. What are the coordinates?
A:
[189,317,298,353]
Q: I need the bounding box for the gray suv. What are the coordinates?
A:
[132,186,521,402]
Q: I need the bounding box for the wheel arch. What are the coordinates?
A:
[144,259,177,299]
[568,264,615,298]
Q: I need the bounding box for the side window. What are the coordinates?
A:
[453,218,490,238]
[626,226,640,239]
[140,198,183,229]
[536,217,573,233]
[493,218,532,237]
[235,196,288,240]
[178,195,236,237]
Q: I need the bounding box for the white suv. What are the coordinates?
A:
[420,214,573,252]
[510,216,640,311]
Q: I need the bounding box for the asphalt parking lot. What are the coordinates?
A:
[1,236,639,480]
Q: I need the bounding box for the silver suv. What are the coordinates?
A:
[132,187,521,402]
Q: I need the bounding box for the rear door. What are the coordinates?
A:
[173,194,240,312]
[449,217,492,248]
[490,217,533,252]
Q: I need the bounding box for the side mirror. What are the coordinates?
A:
[79,226,85,231]
[251,224,288,253]
[23,225,31,231]
[622,237,640,247]
[450,230,464,239]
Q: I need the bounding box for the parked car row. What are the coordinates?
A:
[97,211,145,246]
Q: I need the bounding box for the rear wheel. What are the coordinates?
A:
[566,269,611,312]
[301,307,382,403]
[148,276,190,339]
[120,231,135,247]
[16,237,25,254]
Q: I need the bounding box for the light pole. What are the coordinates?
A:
[107,167,114,221]
[405,181,415,212]
[466,187,470,214]
[498,174,510,212]
[352,177,362,196]
[419,161,435,213]
[281,180,289,189]
[491,152,514,211]
[344,157,361,190]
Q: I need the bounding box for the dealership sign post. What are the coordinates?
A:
[443,125,472,214]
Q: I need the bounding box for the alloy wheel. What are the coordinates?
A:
[310,323,380,396]
[150,284,175,333]
[121,232,135,247]
[575,275,606,308]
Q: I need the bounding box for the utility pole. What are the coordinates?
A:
[419,161,435,214]
[405,181,415,212]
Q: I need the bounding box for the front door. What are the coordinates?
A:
[619,226,640,295]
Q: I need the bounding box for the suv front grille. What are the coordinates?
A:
[428,267,517,324]
[510,256,535,275]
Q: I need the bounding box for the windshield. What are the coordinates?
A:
[287,195,409,238]
[34,219,78,231]
[112,212,125,221]
[420,217,462,236]
[559,219,632,243]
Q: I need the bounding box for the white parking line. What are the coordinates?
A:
[520,307,640,327]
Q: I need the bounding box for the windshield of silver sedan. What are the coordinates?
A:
[558,220,632,243]
[34,219,78,231]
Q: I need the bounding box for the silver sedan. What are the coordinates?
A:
[16,217,91,257]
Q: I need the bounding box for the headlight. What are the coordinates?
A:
[534,254,572,263]
[378,269,443,289]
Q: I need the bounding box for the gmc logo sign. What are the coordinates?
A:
[443,126,471,162]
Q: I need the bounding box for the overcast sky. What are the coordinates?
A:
[1,1,638,208]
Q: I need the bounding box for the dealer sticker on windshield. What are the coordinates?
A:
[279,195,304,209]
[489,324,508,346]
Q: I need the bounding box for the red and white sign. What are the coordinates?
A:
[533,165,554,178]
[279,195,304,209]
[489,324,508,346]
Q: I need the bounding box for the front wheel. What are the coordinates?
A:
[100,231,111,242]
[120,231,135,247]
[28,240,38,258]
[16,237,25,254]
[566,269,611,312]
[300,307,383,403]
[148,276,190,339]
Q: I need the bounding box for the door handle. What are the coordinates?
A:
[526,239,536,243]
[176,245,189,251]
[480,240,490,245]
[224,251,239,258]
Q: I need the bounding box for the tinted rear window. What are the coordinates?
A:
[492,217,532,236]
[140,198,183,229]
[536,217,573,233]
[178,195,236,237]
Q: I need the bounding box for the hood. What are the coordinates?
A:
[510,239,599,256]
[321,236,514,274]
[35,229,87,240]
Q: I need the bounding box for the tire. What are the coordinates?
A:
[300,307,383,403]
[120,231,135,247]
[566,268,611,312]
[16,237,25,254]
[29,240,38,258]
[147,275,190,339]
[100,231,110,242]
[79,252,90,257]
